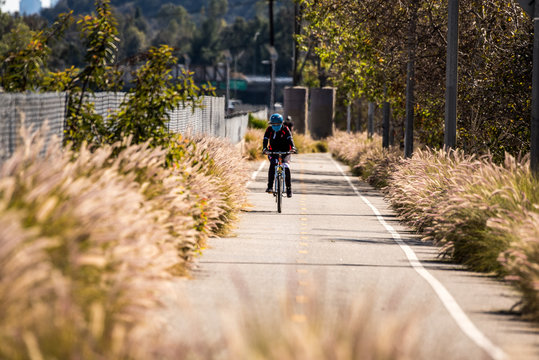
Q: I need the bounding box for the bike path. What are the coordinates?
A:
[161,153,539,359]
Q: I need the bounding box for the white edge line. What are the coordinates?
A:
[246,161,265,187]
[330,157,508,360]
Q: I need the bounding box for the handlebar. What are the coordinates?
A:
[264,150,296,155]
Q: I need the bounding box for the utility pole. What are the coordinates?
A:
[293,1,302,86]
[517,0,539,174]
[532,1,539,174]
[347,101,351,134]
[268,0,276,112]
[355,98,362,132]
[269,0,275,47]
[383,86,390,148]
[368,102,375,138]
[223,50,232,114]
[404,1,418,158]
[445,0,458,150]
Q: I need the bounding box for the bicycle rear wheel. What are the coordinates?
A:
[276,174,282,213]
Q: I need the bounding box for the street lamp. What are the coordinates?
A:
[233,50,245,98]
[222,50,232,113]
[253,31,260,75]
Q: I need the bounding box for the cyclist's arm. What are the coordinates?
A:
[263,127,271,150]
[285,127,296,151]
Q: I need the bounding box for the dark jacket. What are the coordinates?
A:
[263,125,295,152]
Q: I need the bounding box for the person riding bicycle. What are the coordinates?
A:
[263,113,296,197]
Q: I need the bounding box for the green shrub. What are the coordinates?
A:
[248,114,267,129]
[314,140,329,153]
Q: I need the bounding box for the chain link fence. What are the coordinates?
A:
[0,92,252,161]
[0,92,66,161]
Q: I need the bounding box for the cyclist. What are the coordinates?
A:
[284,115,294,132]
[263,113,296,197]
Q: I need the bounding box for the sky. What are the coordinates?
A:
[2,1,52,13]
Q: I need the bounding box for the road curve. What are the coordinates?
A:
[161,153,539,359]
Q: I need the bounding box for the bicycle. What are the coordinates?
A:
[264,150,294,213]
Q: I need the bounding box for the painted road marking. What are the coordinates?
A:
[331,158,508,360]
[246,161,266,187]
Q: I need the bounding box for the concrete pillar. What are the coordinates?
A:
[310,87,336,139]
[283,86,308,134]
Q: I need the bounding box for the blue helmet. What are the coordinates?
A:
[269,113,283,131]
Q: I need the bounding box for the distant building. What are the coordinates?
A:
[20,0,42,15]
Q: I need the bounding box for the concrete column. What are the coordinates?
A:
[310,87,336,139]
[283,86,308,134]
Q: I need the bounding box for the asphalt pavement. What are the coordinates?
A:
[160,153,539,359]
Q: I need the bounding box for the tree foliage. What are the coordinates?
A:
[37,0,295,77]
[0,11,72,91]
[299,0,532,160]
[0,0,211,152]
[110,45,209,147]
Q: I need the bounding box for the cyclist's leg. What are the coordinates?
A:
[267,156,276,192]
[283,155,292,197]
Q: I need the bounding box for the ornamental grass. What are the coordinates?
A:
[328,131,400,188]
[0,127,249,358]
[293,133,328,154]
[329,131,539,320]
[244,128,265,160]
[224,296,418,360]
[244,129,327,162]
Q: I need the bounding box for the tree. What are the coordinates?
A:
[0,11,72,91]
[190,0,228,65]
[122,24,146,58]
[110,45,210,148]
[152,3,194,55]
[299,0,532,159]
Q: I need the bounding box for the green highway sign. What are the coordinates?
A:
[212,80,248,91]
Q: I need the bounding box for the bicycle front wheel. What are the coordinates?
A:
[276,174,282,213]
